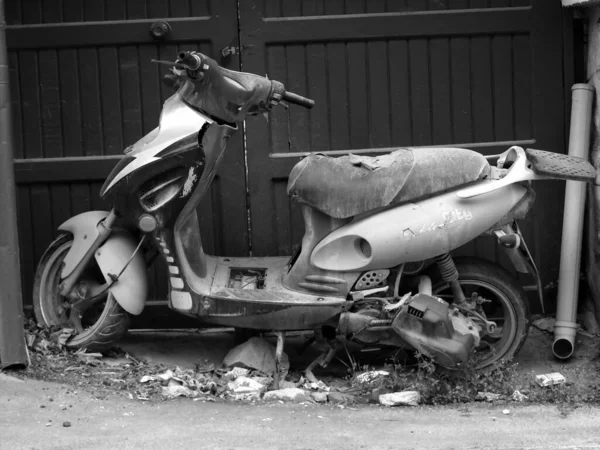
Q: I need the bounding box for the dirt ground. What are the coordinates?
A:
[2,323,600,449]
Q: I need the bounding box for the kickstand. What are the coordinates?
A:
[272,332,285,390]
[305,338,340,384]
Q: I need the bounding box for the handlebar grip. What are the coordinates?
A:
[282,91,315,109]
[178,52,203,71]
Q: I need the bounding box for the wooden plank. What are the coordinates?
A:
[513,35,532,140]
[429,38,453,144]
[38,50,63,157]
[21,0,42,25]
[470,36,494,142]
[84,0,106,21]
[326,42,350,149]
[190,0,211,17]
[126,0,147,20]
[306,43,330,151]
[266,45,290,155]
[491,35,514,141]
[6,18,216,50]
[78,48,104,156]
[5,0,22,25]
[367,40,392,147]
[8,51,24,158]
[16,186,34,307]
[264,0,282,17]
[323,0,345,15]
[98,47,124,155]
[302,0,325,16]
[49,184,72,232]
[58,49,83,158]
[286,45,311,151]
[259,8,532,44]
[14,156,121,184]
[449,37,473,143]
[347,42,369,148]
[106,0,127,20]
[388,40,412,146]
[169,0,191,17]
[62,0,84,22]
[147,0,169,19]
[409,39,432,145]
[341,0,363,14]
[273,180,292,255]
[139,45,162,135]
[119,46,143,146]
[30,185,54,263]
[18,51,43,159]
[41,0,63,23]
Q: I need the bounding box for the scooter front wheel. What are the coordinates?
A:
[33,233,131,351]
[431,257,530,371]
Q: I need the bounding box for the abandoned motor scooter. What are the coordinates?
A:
[33,51,596,377]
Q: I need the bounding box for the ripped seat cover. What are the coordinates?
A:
[287,147,490,219]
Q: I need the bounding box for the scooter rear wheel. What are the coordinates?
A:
[33,233,131,351]
[431,257,530,371]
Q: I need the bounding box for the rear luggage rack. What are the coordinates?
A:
[525,148,595,182]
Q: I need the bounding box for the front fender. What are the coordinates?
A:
[58,211,110,278]
[95,231,148,316]
[58,211,148,316]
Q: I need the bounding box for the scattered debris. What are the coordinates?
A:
[311,392,328,403]
[224,367,250,381]
[476,392,503,402]
[352,370,390,387]
[511,390,528,402]
[263,388,310,403]
[379,391,420,407]
[535,372,566,387]
[227,376,266,401]
[328,391,356,405]
[532,317,555,333]
[502,409,510,415]
[222,337,289,376]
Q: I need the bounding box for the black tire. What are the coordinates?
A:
[430,257,530,371]
[33,233,131,352]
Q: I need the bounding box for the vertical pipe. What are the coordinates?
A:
[0,0,27,369]
[552,84,595,359]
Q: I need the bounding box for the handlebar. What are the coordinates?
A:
[282,91,315,109]
[177,52,203,71]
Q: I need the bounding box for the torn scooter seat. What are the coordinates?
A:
[287,147,490,219]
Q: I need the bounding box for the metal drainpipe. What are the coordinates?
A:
[552,84,595,360]
[0,0,28,369]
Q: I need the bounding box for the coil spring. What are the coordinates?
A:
[435,253,459,282]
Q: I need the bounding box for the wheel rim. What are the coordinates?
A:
[433,279,517,369]
[38,238,112,344]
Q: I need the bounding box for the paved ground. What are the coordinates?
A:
[2,372,600,450]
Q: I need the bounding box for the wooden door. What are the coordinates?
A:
[239,0,568,296]
[6,0,248,328]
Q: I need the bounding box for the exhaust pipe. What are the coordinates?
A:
[552,84,595,359]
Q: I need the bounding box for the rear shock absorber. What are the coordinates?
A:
[435,253,466,305]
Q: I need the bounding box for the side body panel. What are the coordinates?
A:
[311,184,529,272]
